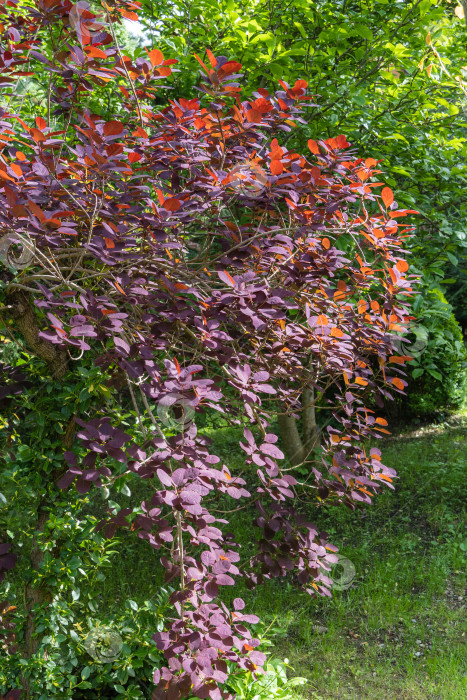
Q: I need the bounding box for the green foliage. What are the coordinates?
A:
[223,657,307,700]
[405,288,466,417]
[1,584,169,698]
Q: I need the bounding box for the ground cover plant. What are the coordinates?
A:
[0,1,439,698]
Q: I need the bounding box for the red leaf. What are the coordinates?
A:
[164,198,181,212]
[30,128,46,143]
[194,53,209,74]
[308,139,320,154]
[104,120,124,136]
[392,377,405,390]
[381,187,394,208]
[147,48,163,66]
[206,49,217,68]
[128,152,141,163]
[36,116,46,130]
[118,9,138,20]
[85,45,107,59]
[218,61,242,78]
[132,127,148,138]
[246,109,261,123]
[270,160,283,175]
[335,134,350,149]
[104,237,115,249]
[27,200,45,221]
[10,163,22,178]
[396,259,409,272]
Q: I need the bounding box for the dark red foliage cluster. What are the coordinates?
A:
[0,1,417,698]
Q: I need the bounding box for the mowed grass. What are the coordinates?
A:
[100,415,467,700]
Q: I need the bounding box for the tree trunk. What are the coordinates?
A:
[277,413,306,466]
[302,383,319,457]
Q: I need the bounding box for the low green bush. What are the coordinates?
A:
[382,288,466,420]
[404,288,466,417]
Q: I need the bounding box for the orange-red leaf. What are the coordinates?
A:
[330,327,344,338]
[357,299,368,314]
[104,120,124,136]
[389,355,412,364]
[118,9,139,20]
[27,200,45,221]
[392,377,405,390]
[147,48,163,66]
[104,237,115,249]
[270,160,283,175]
[30,127,46,143]
[164,198,181,212]
[194,53,209,74]
[206,48,217,68]
[85,45,107,59]
[381,186,394,208]
[396,259,409,272]
[246,109,261,123]
[10,163,22,178]
[308,139,320,155]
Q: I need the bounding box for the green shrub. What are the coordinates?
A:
[396,288,466,418]
[221,657,307,700]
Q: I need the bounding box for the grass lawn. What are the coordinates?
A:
[96,413,466,699]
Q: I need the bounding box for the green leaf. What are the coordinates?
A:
[293,21,307,40]
[81,666,91,680]
[353,24,373,41]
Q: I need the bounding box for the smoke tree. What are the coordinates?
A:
[0,1,417,698]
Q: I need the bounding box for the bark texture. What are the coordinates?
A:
[6,290,68,380]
